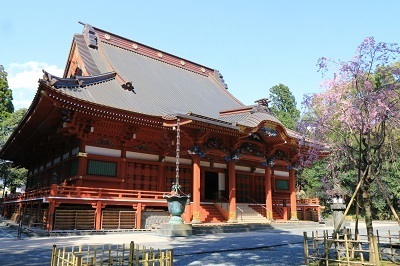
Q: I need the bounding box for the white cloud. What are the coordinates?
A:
[7,61,64,110]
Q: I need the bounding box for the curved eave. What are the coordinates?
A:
[0,83,59,162]
[45,86,166,128]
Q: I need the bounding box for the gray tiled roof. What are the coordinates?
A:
[219,111,282,127]
[58,32,245,119]
[54,24,297,136]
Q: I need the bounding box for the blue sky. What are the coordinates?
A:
[1,1,399,110]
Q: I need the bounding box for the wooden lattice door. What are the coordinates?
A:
[126,162,159,191]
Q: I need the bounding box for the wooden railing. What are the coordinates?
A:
[55,186,166,200]
[297,198,319,205]
[303,230,400,265]
[3,187,51,202]
[272,199,285,218]
[3,185,168,203]
[51,241,173,266]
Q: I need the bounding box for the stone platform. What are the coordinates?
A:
[158,223,193,237]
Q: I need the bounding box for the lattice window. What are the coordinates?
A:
[87,160,117,177]
[254,175,266,203]
[126,162,159,191]
[236,173,250,203]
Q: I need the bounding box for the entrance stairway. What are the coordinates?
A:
[249,204,283,220]
[199,203,225,223]
[236,203,269,223]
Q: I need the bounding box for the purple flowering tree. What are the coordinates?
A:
[300,37,400,243]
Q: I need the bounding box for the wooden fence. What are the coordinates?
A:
[303,230,400,265]
[51,241,173,266]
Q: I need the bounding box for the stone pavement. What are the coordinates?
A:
[0,217,398,266]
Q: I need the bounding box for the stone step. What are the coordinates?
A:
[199,204,225,223]
[192,223,272,235]
[236,203,269,222]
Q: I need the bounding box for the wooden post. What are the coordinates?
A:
[227,161,237,223]
[47,200,56,231]
[75,253,83,266]
[344,232,350,264]
[94,201,103,230]
[51,245,57,266]
[191,155,201,223]
[265,165,273,221]
[183,203,191,223]
[76,141,87,187]
[372,235,381,266]
[282,206,288,220]
[129,241,134,265]
[303,232,309,265]
[136,203,142,229]
[324,230,329,265]
[289,169,298,220]
[120,147,127,189]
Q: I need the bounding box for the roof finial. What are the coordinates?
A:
[252,98,271,114]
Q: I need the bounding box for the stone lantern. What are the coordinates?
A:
[331,195,346,233]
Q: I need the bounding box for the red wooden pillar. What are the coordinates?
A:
[76,141,87,187]
[47,183,58,231]
[94,201,104,230]
[265,165,273,221]
[191,156,201,223]
[120,147,127,189]
[228,161,237,223]
[283,206,288,220]
[183,203,192,223]
[289,169,298,220]
[135,203,143,229]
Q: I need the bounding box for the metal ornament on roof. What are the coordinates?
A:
[262,157,275,167]
[260,126,278,137]
[163,117,191,224]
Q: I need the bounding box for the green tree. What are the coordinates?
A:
[0,65,27,196]
[0,65,14,121]
[300,38,400,248]
[1,108,28,196]
[269,84,300,130]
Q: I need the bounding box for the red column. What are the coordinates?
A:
[120,147,127,189]
[135,203,142,229]
[47,183,58,231]
[289,169,298,220]
[191,156,201,224]
[228,161,237,223]
[76,141,87,187]
[183,203,192,223]
[94,201,103,230]
[265,165,273,221]
[47,201,55,231]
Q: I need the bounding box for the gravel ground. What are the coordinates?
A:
[0,218,398,266]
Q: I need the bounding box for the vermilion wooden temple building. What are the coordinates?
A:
[0,23,320,231]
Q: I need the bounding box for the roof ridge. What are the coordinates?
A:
[87,24,215,77]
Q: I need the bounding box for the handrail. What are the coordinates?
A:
[246,195,267,211]
[236,206,243,221]
[216,195,243,221]
[246,195,273,219]
[3,185,169,203]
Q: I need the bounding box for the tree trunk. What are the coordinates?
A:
[362,181,373,239]
[362,178,377,263]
